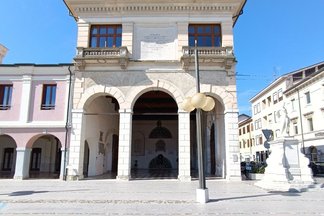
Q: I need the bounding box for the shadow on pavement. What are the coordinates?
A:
[209,190,301,203]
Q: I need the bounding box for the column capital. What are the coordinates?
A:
[224,109,239,114]
[72,109,84,114]
[119,108,133,114]
[15,147,32,152]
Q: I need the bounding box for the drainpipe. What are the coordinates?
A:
[63,65,73,180]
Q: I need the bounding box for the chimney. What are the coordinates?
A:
[0,44,8,64]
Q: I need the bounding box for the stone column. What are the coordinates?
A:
[14,147,31,180]
[224,109,241,181]
[178,111,191,181]
[66,109,84,180]
[117,109,132,180]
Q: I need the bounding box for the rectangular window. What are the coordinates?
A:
[90,25,122,48]
[257,103,261,113]
[0,84,13,110]
[268,113,273,124]
[291,99,296,111]
[293,122,298,135]
[307,118,314,131]
[2,148,14,171]
[188,24,221,47]
[273,92,278,104]
[253,105,257,115]
[41,84,56,110]
[305,91,311,104]
[278,89,283,101]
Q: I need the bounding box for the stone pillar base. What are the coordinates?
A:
[66,175,80,181]
[196,188,209,204]
[256,137,314,192]
[178,175,192,182]
[117,175,130,181]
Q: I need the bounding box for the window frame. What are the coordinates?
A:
[41,84,57,110]
[0,84,13,110]
[188,24,222,47]
[305,91,311,104]
[307,117,314,132]
[90,25,122,48]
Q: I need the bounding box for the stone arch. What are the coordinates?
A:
[77,84,126,110]
[125,79,184,110]
[26,134,63,149]
[184,84,237,111]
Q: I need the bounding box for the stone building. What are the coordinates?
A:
[64,0,246,181]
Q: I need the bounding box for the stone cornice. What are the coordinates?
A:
[74,4,235,14]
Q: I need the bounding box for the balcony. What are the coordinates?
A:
[181,46,235,70]
[74,47,130,70]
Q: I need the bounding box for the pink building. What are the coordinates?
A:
[0,64,73,179]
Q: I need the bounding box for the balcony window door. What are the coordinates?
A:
[41,84,56,110]
[0,84,13,110]
[90,25,122,48]
[188,24,221,47]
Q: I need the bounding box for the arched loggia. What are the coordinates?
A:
[131,90,178,179]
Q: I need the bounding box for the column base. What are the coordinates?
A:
[13,175,27,180]
[196,188,209,204]
[178,175,191,182]
[117,175,130,181]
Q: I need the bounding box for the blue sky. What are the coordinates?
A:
[1,0,324,115]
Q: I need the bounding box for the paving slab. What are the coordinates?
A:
[0,178,323,215]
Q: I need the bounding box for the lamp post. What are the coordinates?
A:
[180,41,215,203]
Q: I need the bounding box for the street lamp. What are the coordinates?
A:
[179,41,215,203]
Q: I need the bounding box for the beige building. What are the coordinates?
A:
[238,114,254,162]
[64,0,246,181]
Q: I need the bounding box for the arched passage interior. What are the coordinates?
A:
[0,135,17,178]
[132,91,178,179]
[29,135,61,179]
[82,95,120,179]
[190,96,226,178]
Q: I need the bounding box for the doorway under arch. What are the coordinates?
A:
[190,96,226,179]
[29,135,61,179]
[0,135,17,178]
[131,90,178,179]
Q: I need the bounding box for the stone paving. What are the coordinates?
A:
[0,178,323,215]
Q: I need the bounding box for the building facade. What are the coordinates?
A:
[0,64,72,179]
[248,62,324,163]
[238,114,254,162]
[64,0,246,181]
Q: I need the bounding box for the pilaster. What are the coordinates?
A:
[19,75,32,123]
[178,111,191,181]
[224,109,241,180]
[66,109,84,180]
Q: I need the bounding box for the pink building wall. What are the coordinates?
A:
[29,80,66,122]
[0,80,21,121]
